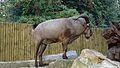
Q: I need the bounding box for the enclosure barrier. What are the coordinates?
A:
[0,22,107,61]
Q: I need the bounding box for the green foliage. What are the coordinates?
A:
[7,0,79,24]
[0,2,10,22]
[62,0,120,28]
[0,18,6,22]
[17,16,29,23]
[17,8,79,24]
[17,16,45,24]
[92,0,119,27]
[1,0,120,28]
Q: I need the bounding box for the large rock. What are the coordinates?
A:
[1,49,119,68]
[0,62,32,68]
[47,50,78,68]
[100,60,119,68]
[0,50,78,68]
[43,50,78,64]
[0,61,48,68]
[48,59,74,68]
[43,50,78,60]
[71,49,120,68]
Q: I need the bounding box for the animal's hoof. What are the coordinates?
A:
[39,62,44,67]
[62,54,68,59]
[39,63,49,67]
[35,64,38,67]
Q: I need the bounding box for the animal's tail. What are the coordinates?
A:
[32,23,39,29]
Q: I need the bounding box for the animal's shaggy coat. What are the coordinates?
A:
[32,14,92,67]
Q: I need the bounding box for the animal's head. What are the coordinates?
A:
[83,23,93,39]
[78,14,93,39]
[72,14,93,39]
[69,14,93,39]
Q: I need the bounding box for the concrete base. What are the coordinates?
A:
[0,50,78,68]
[21,67,48,68]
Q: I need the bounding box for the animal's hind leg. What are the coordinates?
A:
[38,43,47,66]
[35,41,41,67]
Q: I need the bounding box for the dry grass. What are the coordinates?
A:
[0,23,107,61]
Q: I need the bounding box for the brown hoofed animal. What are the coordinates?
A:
[102,21,120,62]
[32,14,93,67]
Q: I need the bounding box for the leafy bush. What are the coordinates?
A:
[7,0,80,24]
[0,18,6,22]
[62,0,120,28]
[1,0,120,28]
[17,16,39,24]
[17,8,79,24]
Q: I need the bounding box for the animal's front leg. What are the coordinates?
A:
[38,44,47,66]
[62,41,68,59]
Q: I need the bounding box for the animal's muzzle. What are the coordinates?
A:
[85,36,90,39]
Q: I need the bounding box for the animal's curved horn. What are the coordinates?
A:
[70,16,80,20]
[77,14,90,24]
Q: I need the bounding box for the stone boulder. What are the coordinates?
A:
[48,59,74,68]
[1,49,120,68]
[0,50,78,68]
[71,49,120,68]
[43,50,78,64]
[47,50,78,68]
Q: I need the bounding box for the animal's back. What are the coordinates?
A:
[32,16,87,42]
[33,18,72,39]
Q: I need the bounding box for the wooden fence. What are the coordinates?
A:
[0,23,107,61]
